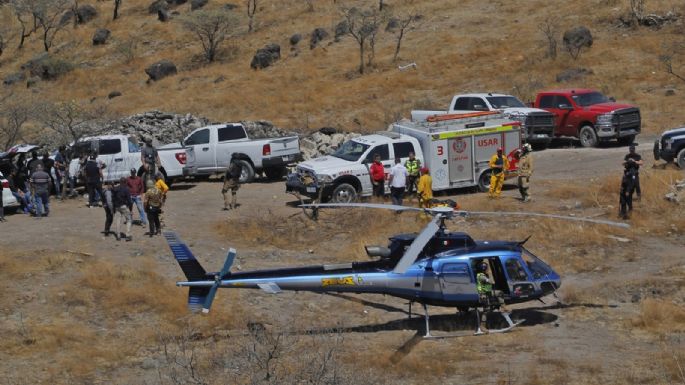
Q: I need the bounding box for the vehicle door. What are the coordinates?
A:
[362,144,391,192]
[541,95,574,136]
[97,138,124,182]
[504,257,535,300]
[184,127,214,172]
[439,262,478,302]
[216,125,248,169]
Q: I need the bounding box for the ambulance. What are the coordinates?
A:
[286,112,522,203]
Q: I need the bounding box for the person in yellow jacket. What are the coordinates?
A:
[154,173,169,228]
[488,147,509,198]
[417,167,432,208]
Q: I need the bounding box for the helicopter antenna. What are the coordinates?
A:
[517,235,532,246]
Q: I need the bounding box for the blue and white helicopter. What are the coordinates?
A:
[164,204,628,338]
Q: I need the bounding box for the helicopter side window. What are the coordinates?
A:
[505,258,528,281]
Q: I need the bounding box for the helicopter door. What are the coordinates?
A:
[504,257,535,299]
[439,262,478,301]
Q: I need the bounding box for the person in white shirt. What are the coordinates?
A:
[388,158,409,206]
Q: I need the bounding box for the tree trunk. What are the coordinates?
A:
[393,29,404,62]
[113,0,121,20]
[359,41,365,74]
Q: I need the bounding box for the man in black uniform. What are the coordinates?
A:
[222,153,242,210]
[619,159,639,220]
[141,137,160,185]
[623,145,643,201]
[84,154,103,208]
[41,152,56,195]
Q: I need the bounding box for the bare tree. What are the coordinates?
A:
[660,51,685,83]
[10,0,38,49]
[180,9,240,62]
[630,0,645,24]
[112,0,121,20]
[33,0,73,51]
[0,93,30,151]
[341,6,385,74]
[388,11,421,62]
[538,17,559,59]
[247,0,257,33]
[365,9,387,68]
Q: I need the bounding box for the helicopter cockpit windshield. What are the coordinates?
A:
[520,248,555,279]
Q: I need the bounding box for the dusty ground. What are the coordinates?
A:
[1,141,684,384]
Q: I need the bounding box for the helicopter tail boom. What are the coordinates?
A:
[164,232,215,312]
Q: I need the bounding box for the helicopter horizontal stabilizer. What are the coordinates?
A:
[257,283,282,294]
[164,232,207,281]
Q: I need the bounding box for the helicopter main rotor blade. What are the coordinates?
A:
[393,214,443,274]
[461,211,630,229]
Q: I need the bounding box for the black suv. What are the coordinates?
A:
[654,127,685,168]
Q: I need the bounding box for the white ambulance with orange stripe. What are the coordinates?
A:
[286,112,521,202]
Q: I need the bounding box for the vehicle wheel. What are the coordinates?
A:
[579,125,598,148]
[677,148,685,169]
[617,135,635,146]
[237,159,255,183]
[264,166,286,181]
[653,140,661,161]
[478,170,492,193]
[331,183,358,203]
[457,306,470,313]
[4,206,18,215]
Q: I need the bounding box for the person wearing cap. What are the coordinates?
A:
[141,137,160,184]
[222,153,242,210]
[476,261,494,333]
[144,180,163,236]
[517,143,534,202]
[623,144,643,201]
[126,168,147,226]
[417,167,433,208]
[487,147,509,198]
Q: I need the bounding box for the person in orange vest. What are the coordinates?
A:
[488,147,509,198]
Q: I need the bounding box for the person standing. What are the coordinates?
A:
[488,147,509,198]
[30,164,51,218]
[619,163,638,220]
[84,154,103,208]
[112,177,132,241]
[369,153,385,201]
[0,174,4,222]
[623,145,643,201]
[517,144,533,202]
[417,167,433,208]
[144,180,163,236]
[154,173,169,228]
[26,151,42,175]
[476,261,494,334]
[54,146,67,199]
[41,152,56,195]
[404,151,421,196]
[141,137,160,185]
[126,168,147,226]
[222,154,242,210]
[101,182,114,236]
[388,158,408,206]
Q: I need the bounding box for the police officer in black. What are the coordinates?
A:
[620,154,640,220]
[84,154,104,208]
[623,145,643,201]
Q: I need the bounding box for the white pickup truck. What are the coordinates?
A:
[182,123,301,182]
[286,113,522,202]
[411,93,555,148]
[68,134,187,184]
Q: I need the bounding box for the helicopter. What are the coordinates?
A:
[164,204,629,338]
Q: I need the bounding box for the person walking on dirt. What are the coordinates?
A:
[623,145,643,201]
[30,164,51,218]
[222,153,242,210]
[488,147,509,198]
[141,137,160,185]
[101,182,114,237]
[144,180,163,236]
[369,154,385,200]
[388,158,408,206]
[154,173,169,228]
[84,154,103,208]
[112,177,132,241]
[517,144,533,202]
[417,167,433,208]
[619,164,638,220]
[126,168,147,226]
[404,151,421,196]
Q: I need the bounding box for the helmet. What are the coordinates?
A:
[523,143,532,153]
[480,262,489,271]
[420,167,429,173]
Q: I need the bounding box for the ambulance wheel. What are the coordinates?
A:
[478,170,491,192]
[677,148,685,169]
[237,160,255,183]
[331,183,358,203]
[579,125,598,148]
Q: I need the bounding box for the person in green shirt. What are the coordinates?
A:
[476,261,494,333]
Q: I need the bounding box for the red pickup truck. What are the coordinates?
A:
[532,89,641,147]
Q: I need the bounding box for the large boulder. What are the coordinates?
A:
[149,0,168,14]
[76,5,98,24]
[290,33,302,46]
[92,29,111,45]
[309,27,329,49]
[21,54,74,80]
[3,72,26,86]
[145,60,177,81]
[563,26,593,50]
[190,0,208,10]
[250,44,281,69]
[556,67,593,83]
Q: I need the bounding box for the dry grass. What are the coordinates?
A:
[632,298,685,333]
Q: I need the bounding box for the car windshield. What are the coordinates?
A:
[520,247,555,280]
[486,96,526,109]
[571,92,610,107]
[331,140,370,162]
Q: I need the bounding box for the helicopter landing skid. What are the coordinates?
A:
[421,304,524,339]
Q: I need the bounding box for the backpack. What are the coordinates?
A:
[113,186,130,207]
[228,160,242,179]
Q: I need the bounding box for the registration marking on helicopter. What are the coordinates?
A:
[321,276,357,287]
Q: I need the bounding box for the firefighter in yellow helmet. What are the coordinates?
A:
[416,167,432,208]
[488,147,509,198]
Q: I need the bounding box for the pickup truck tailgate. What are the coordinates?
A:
[267,136,300,157]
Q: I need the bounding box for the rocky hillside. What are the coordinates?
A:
[1,0,685,145]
